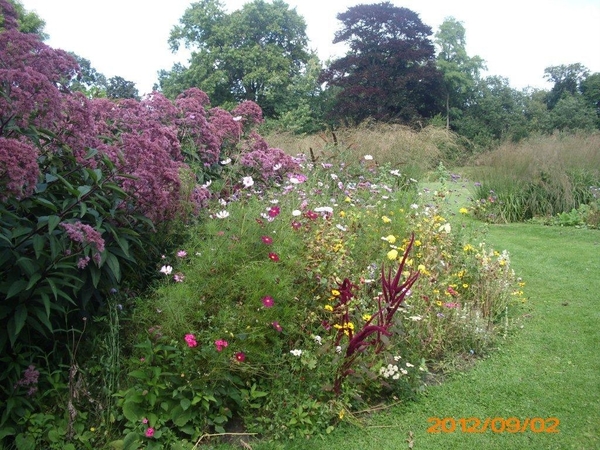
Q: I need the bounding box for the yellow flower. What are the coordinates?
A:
[459,207,469,214]
[339,210,346,217]
[331,289,340,297]
[362,314,372,322]
[387,249,399,260]
[463,244,474,252]
[436,301,442,306]
[339,409,345,419]
[381,215,391,223]
[344,196,352,203]
[385,234,396,243]
[324,305,334,312]
[462,283,469,288]
[90,427,96,432]
[414,239,422,247]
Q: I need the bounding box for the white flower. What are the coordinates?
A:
[330,173,338,180]
[410,203,419,209]
[392,373,400,380]
[220,158,232,165]
[202,180,212,188]
[390,169,401,177]
[233,116,243,122]
[290,349,303,357]
[393,355,402,361]
[313,335,322,345]
[215,210,230,219]
[273,163,282,171]
[314,206,333,214]
[336,224,347,232]
[289,177,300,184]
[400,368,408,375]
[335,346,342,354]
[219,198,227,206]
[159,265,173,275]
[408,315,423,321]
[406,362,414,368]
[292,209,302,216]
[364,154,373,160]
[438,223,452,234]
[242,176,254,188]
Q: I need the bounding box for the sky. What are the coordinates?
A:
[19,0,600,96]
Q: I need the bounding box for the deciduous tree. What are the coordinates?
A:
[434,17,485,130]
[320,2,443,125]
[161,0,311,117]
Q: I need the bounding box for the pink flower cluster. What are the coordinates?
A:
[184,333,198,348]
[0,137,40,200]
[214,339,228,352]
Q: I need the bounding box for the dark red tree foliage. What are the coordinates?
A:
[320,2,443,125]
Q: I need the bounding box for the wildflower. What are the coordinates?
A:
[159,265,173,275]
[390,169,401,177]
[273,163,282,171]
[387,249,399,260]
[305,210,319,220]
[292,209,302,216]
[315,206,333,214]
[408,315,423,321]
[381,215,391,223]
[438,223,451,233]
[444,302,459,308]
[335,346,342,353]
[272,321,283,332]
[268,252,280,262]
[242,176,254,188]
[262,296,274,308]
[145,427,155,438]
[290,349,303,357]
[261,236,273,245]
[382,234,396,244]
[331,289,340,297]
[173,273,185,282]
[324,305,334,312]
[235,352,246,362]
[364,154,373,160]
[406,362,414,368]
[184,334,198,348]
[291,220,302,230]
[142,418,148,424]
[220,158,232,165]
[447,286,459,296]
[362,314,372,322]
[214,339,229,352]
[215,210,230,219]
[314,335,322,345]
[268,206,280,218]
[459,207,469,214]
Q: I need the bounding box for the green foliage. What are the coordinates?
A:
[468,134,600,222]
[119,158,522,443]
[162,0,311,117]
[5,0,47,39]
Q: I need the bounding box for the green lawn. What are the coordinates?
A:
[215,184,600,450]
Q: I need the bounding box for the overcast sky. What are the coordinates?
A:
[19,0,600,96]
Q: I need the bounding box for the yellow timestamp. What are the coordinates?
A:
[427,417,560,434]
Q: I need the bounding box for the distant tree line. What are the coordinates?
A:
[7,0,599,147]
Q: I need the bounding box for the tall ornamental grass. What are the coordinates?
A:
[469,133,600,222]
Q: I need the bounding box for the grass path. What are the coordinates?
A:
[232,182,600,450]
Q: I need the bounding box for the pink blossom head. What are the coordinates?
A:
[214,339,228,352]
[261,296,274,308]
[184,334,197,348]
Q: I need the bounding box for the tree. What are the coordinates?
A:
[434,17,485,130]
[161,0,311,117]
[580,72,600,118]
[1,0,47,38]
[320,2,443,125]
[106,75,139,100]
[68,52,108,98]
[544,63,589,109]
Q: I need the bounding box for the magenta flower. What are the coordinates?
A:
[444,302,460,308]
[305,210,319,220]
[261,235,273,245]
[268,252,280,262]
[268,206,280,218]
[291,220,302,230]
[177,250,187,258]
[184,334,197,348]
[145,427,155,438]
[262,296,274,308]
[235,352,246,362]
[214,339,229,352]
[174,273,185,282]
[271,321,283,332]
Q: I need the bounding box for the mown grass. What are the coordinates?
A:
[208,183,600,450]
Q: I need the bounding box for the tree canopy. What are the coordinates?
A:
[320,2,443,125]
[160,0,311,117]
[434,16,485,129]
